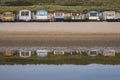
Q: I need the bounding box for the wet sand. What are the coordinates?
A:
[0,22,120,47]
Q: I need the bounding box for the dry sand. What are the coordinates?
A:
[0,22,120,33]
[0,22,120,47]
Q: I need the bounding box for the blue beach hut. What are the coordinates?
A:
[36,10,49,21]
[36,50,48,57]
[54,12,64,21]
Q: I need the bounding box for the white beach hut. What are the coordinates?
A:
[102,49,115,56]
[87,11,100,20]
[88,49,99,56]
[54,50,64,55]
[19,9,32,21]
[19,50,32,58]
[102,11,116,20]
[70,50,81,55]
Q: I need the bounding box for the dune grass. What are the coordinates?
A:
[0,5,120,14]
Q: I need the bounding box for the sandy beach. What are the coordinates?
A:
[0,22,120,47]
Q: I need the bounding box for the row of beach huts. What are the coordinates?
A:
[0,48,120,58]
[0,9,120,22]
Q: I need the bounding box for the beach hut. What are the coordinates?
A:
[70,50,81,55]
[2,50,15,57]
[115,12,120,21]
[36,10,50,21]
[102,11,116,21]
[64,13,71,22]
[0,51,3,56]
[71,11,85,21]
[54,12,64,21]
[88,49,99,56]
[48,13,54,22]
[19,50,31,58]
[36,50,48,57]
[19,9,32,21]
[86,11,100,20]
[54,50,64,55]
[102,49,115,56]
[1,10,16,21]
[0,14,1,21]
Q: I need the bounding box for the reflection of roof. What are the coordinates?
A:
[54,50,64,53]
[19,50,31,52]
[36,50,48,53]
[90,49,99,51]
[103,49,115,52]
[5,50,12,53]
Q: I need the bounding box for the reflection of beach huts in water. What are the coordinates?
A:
[71,51,81,55]
[102,11,116,21]
[3,50,15,57]
[102,49,115,56]
[54,50,64,55]
[36,10,49,21]
[19,50,31,58]
[36,50,48,57]
[54,12,64,21]
[1,10,16,21]
[86,11,100,20]
[19,9,32,21]
[88,49,99,56]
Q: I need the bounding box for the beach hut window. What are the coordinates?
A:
[3,13,12,17]
[39,11,45,16]
[72,13,80,16]
[72,13,77,16]
[21,11,29,16]
[55,13,63,16]
[21,52,28,56]
[90,51,97,55]
[106,13,114,16]
[90,13,97,16]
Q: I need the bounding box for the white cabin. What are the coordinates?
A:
[19,50,31,58]
[71,12,81,20]
[19,9,32,21]
[87,11,100,20]
[102,49,115,56]
[54,50,64,55]
[102,11,116,20]
[88,49,99,56]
